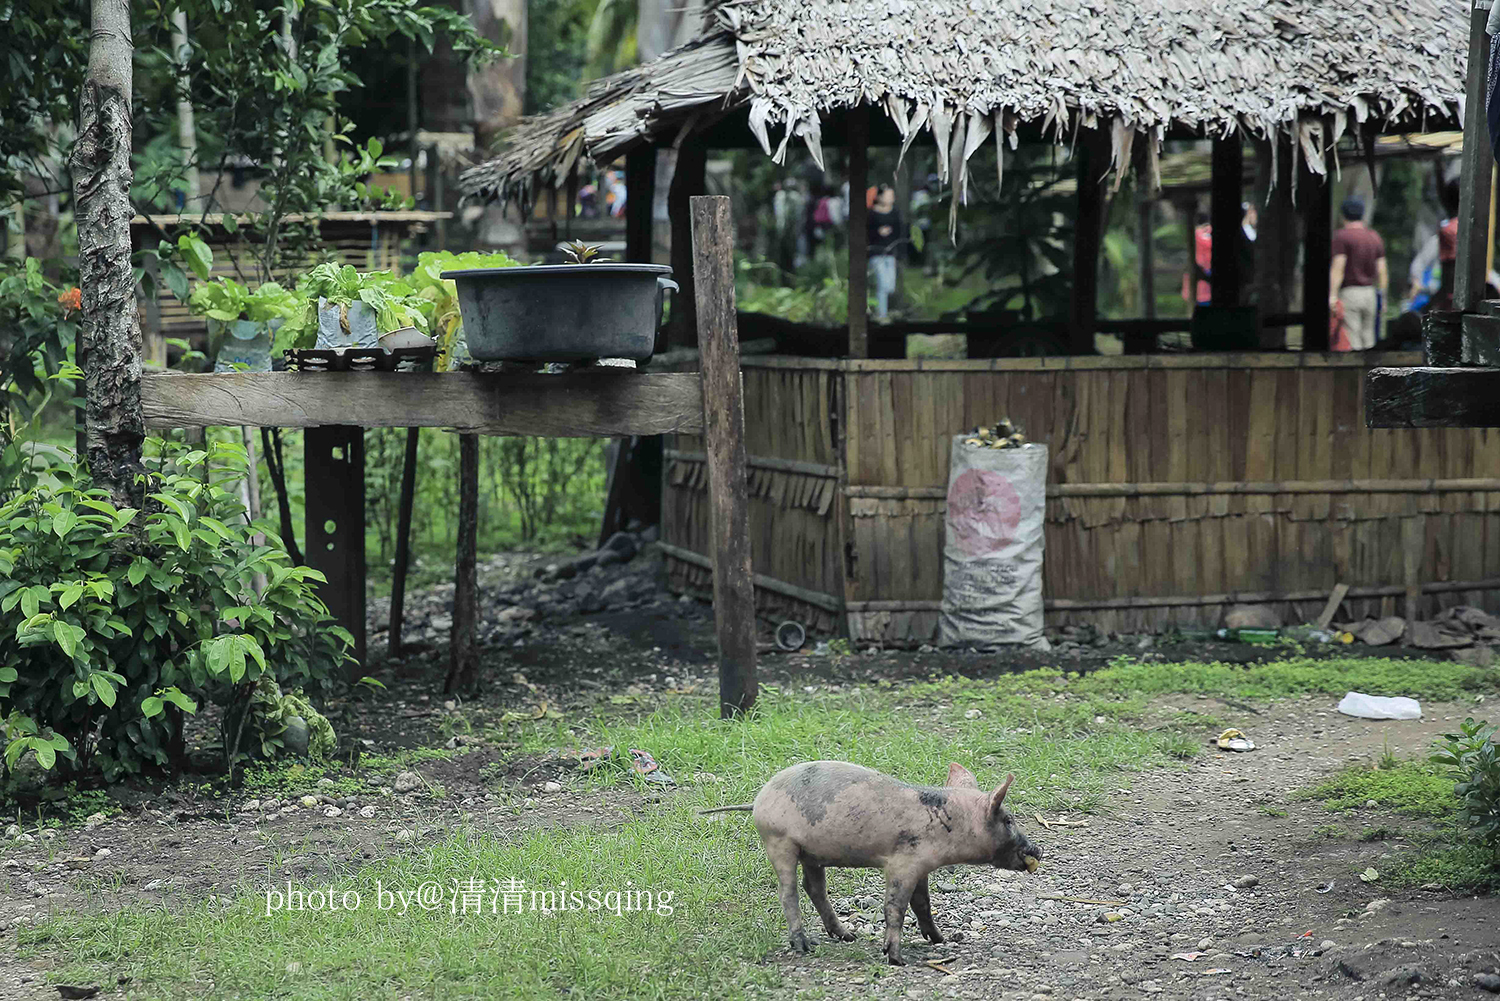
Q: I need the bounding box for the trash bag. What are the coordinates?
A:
[1337,692,1422,720]
[938,437,1049,650]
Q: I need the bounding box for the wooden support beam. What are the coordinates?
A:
[305,426,366,674]
[1070,131,1108,354]
[1300,169,1332,351]
[141,372,706,435]
[445,434,479,693]
[690,194,757,718]
[1455,1,1494,313]
[1210,138,1243,307]
[667,142,707,348]
[387,427,420,659]
[1366,366,1500,427]
[625,146,657,265]
[847,105,871,359]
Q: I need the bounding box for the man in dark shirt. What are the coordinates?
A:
[1329,197,1388,350]
[867,184,902,319]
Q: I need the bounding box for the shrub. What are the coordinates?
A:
[0,439,351,781]
[1431,718,1500,855]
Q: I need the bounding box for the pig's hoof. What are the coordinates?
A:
[789,930,810,954]
[831,926,856,942]
[923,930,946,944]
[886,952,905,967]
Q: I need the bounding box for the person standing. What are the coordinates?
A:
[1328,196,1388,350]
[867,184,902,320]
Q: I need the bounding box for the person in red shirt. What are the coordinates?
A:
[1181,212,1212,306]
[1328,197,1387,350]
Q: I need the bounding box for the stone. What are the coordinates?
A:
[5,824,19,839]
[1474,973,1500,993]
[359,805,377,819]
[282,717,311,756]
[300,795,319,808]
[542,781,562,794]
[1233,875,1259,889]
[595,548,625,568]
[600,578,636,606]
[1320,940,1337,951]
[640,524,660,544]
[602,531,639,560]
[1224,604,1280,629]
[1451,645,1496,667]
[497,606,536,625]
[1378,965,1425,988]
[324,806,343,818]
[394,771,423,793]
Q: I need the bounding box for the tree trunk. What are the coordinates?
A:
[71,0,144,509]
[445,434,480,694]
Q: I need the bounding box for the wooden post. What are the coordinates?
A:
[1070,131,1107,355]
[1301,169,1332,351]
[847,105,871,358]
[625,146,657,264]
[445,434,480,693]
[1254,137,1297,348]
[690,195,757,717]
[1455,1,1494,312]
[72,0,145,509]
[388,426,420,658]
[305,426,366,675]
[667,141,707,348]
[1137,195,1155,320]
[1402,515,1424,622]
[1210,138,1243,307]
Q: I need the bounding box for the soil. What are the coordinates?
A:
[1,550,1497,1000]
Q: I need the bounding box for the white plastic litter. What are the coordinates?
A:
[1337,692,1422,720]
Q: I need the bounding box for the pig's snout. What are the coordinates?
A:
[996,832,1043,872]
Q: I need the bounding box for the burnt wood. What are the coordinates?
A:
[304,426,367,673]
[1366,367,1500,428]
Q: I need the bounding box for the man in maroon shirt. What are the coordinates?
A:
[1328,197,1388,350]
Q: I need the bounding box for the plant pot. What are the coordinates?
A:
[315,299,380,351]
[442,264,678,362]
[212,318,276,373]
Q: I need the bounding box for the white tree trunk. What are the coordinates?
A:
[70,0,144,508]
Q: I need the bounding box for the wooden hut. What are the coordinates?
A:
[459,0,1500,642]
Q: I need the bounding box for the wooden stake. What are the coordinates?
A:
[388,426,420,658]
[1300,169,1332,351]
[1070,131,1108,354]
[446,433,479,693]
[1314,583,1349,631]
[847,105,870,359]
[1210,138,1243,308]
[690,194,758,717]
[1402,516,1424,623]
[305,425,366,675]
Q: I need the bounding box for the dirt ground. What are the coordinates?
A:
[1,574,1497,999]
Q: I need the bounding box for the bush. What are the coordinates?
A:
[0,439,351,781]
[1431,718,1500,854]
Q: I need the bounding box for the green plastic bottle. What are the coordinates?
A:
[1214,627,1279,644]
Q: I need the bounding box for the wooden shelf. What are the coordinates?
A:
[141,371,707,437]
[1365,366,1500,428]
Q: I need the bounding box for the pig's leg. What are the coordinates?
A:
[910,875,945,944]
[765,840,810,953]
[802,863,856,941]
[881,870,918,965]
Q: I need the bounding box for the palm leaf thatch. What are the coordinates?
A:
[459,0,1465,212]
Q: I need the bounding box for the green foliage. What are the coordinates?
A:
[1431,718,1500,853]
[1297,762,1456,818]
[188,278,301,324]
[244,679,337,761]
[585,0,637,79]
[0,0,89,200]
[736,255,852,326]
[0,259,78,426]
[1076,655,1493,702]
[0,441,351,781]
[1383,843,1500,891]
[526,0,597,114]
[408,250,520,371]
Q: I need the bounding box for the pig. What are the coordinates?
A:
[700,760,1042,965]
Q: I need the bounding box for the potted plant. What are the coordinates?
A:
[441,241,677,363]
[296,263,433,352]
[187,278,301,372]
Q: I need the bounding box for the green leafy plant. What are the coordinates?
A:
[295,263,431,349]
[187,278,301,325]
[0,440,351,782]
[0,259,79,427]
[1431,718,1500,854]
[560,240,611,264]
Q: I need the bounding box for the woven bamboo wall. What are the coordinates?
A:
[662,352,1500,643]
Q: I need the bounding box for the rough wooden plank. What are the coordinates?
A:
[1366,367,1500,428]
[141,371,706,435]
[1456,3,1495,312]
[445,434,480,693]
[387,427,421,659]
[304,426,366,675]
[691,195,758,718]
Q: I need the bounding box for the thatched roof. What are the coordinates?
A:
[460,0,1465,209]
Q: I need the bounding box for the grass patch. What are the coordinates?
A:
[1297,762,1456,818]
[1070,656,1494,702]
[1383,842,1500,892]
[23,813,787,1000]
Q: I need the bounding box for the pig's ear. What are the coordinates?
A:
[947,763,980,789]
[988,774,1015,818]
